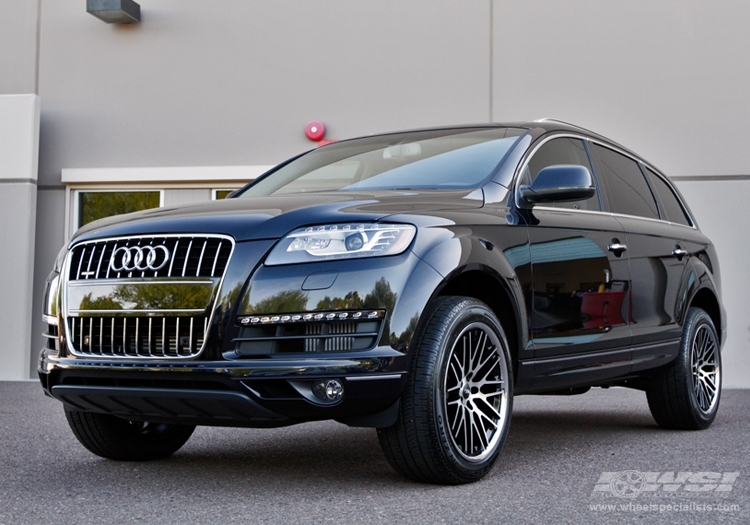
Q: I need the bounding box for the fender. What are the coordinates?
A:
[678,255,726,346]
[401,224,533,386]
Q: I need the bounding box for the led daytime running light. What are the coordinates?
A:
[238,310,384,325]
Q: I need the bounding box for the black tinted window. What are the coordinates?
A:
[526,137,599,211]
[592,144,659,219]
[644,168,692,226]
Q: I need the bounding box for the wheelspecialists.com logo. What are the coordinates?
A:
[593,471,740,499]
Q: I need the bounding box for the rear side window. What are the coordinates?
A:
[525,137,600,211]
[591,144,659,220]
[644,168,692,226]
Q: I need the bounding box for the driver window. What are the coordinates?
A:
[526,137,600,211]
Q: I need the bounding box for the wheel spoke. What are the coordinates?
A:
[442,319,510,462]
[455,406,466,434]
[475,402,502,429]
[473,347,496,379]
[451,351,464,378]
[476,395,504,421]
[690,325,720,414]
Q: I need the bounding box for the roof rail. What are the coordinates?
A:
[534,118,599,136]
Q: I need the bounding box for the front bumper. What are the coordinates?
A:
[38,348,408,428]
[40,238,446,429]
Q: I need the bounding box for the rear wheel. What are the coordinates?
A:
[646,307,721,430]
[378,296,513,484]
[65,409,195,460]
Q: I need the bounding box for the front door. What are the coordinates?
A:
[521,137,632,391]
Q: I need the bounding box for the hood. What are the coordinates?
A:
[71,189,485,244]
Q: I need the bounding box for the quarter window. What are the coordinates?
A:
[643,168,692,226]
[525,137,600,211]
[591,144,659,220]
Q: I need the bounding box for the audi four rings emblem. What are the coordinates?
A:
[109,246,171,272]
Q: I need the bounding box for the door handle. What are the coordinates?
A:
[607,240,627,257]
[672,246,689,260]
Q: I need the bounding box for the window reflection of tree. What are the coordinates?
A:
[78,191,160,228]
[248,290,309,314]
[78,283,213,311]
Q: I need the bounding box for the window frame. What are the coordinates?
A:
[512,132,697,229]
[212,188,240,200]
[513,132,605,213]
[640,164,696,228]
[587,142,660,221]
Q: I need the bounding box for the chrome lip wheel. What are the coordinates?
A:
[443,322,509,463]
[691,324,720,414]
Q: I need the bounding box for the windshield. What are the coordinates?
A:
[235,127,525,197]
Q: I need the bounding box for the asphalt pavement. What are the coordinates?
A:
[1,381,747,525]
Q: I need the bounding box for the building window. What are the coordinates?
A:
[212,189,237,200]
[76,190,163,228]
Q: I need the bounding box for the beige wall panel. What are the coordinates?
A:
[0,0,39,94]
[164,188,211,207]
[38,0,491,185]
[493,0,750,177]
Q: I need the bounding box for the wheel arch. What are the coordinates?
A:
[689,288,722,346]
[680,256,724,347]
[434,266,526,381]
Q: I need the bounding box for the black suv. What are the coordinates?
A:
[39,120,724,484]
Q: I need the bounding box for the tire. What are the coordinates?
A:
[646,307,722,430]
[65,409,195,461]
[377,296,513,484]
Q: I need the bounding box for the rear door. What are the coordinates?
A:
[589,143,687,371]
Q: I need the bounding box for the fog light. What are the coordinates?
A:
[312,379,344,402]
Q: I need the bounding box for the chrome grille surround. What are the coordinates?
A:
[62,234,235,359]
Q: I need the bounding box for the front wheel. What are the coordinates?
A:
[378,296,513,484]
[646,307,722,430]
[65,409,195,461]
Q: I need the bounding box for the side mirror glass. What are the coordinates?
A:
[519,164,596,205]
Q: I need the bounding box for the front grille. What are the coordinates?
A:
[233,311,384,356]
[64,234,234,359]
[68,316,208,357]
[68,235,232,281]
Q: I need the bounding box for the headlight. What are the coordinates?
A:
[265,223,416,265]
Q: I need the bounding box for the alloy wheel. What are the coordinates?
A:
[691,324,720,414]
[443,322,510,462]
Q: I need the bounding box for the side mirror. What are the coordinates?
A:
[519,164,596,204]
